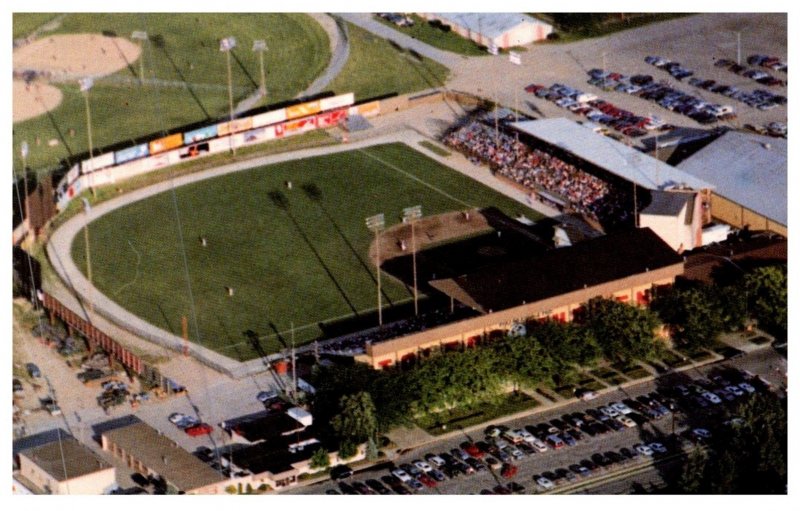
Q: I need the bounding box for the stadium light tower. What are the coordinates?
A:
[220,36,237,154]
[131,30,148,83]
[79,77,96,197]
[252,39,268,96]
[366,213,385,326]
[402,205,423,316]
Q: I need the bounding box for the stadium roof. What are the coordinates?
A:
[676,131,787,226]
[429,227,682,313]
[511,118,715,191]
[429,13,546,39]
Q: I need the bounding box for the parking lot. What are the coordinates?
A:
[287,351,784,495]
[446,13,786,147]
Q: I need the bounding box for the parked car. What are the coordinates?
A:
[13,378,23,393]
[330,465,353,480]
[391,468,412,483]
[168,412,187,425]
[256,390,278,403]
[649,442,668,454]
[413,459,433,473]
[501,463,518,478]
[534,475,555,490]
[184,423,213,437]
[634,443,654,456]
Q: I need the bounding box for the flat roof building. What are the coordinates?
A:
[101,418,235,494]
[17,435,115,494]
[420,13,553,48]
[676,131,786,235]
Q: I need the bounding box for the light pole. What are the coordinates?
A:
[220,36,237,154]
[735,31,742,66]
[131,31,148,84]
[20,141,29,222]
[366,213,385,326]
[79,77,96,197]
[252,39,267,97]
[403,205,422,316]
[81,198,93,314]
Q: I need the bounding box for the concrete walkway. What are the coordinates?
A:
[300,13,350,97]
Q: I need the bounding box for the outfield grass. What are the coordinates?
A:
[329,22,449,102]
[373,14,488,56]
[13,13,330,173]
[71,143,537,361]
[12,13,58,39]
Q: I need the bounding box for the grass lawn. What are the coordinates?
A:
[13,13,330,174]
[417,392,539,435]
[71,142,539,361]
[373,14,488,56]
[418,140,450,157]
[535,13,693,43]
[12,13,58,39]
[329,23,449,103]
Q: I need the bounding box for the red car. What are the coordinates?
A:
[417,474,437,488]
[185,423,213,436]
[501,463,518,479]
[524,83,545,94]
[461,442,484,459]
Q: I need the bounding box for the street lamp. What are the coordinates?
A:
[252,39,267,97]
[365,213,385,326]
[735,31,742,66]
[81,198,93,314]
[402,205,423,316]
[20,141,29,222]
[220,36,237,154]
[131,31,148,83]
[79,77,96,197]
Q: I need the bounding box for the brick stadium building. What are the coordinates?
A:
[356,227,683,369]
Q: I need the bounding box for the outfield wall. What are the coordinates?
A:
[55,93,360,211]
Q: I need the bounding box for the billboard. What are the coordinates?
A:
[320,93,355,111]
[316,108,348,128]
[217,117,254,136]
[283,116,317,135]
[355,101,380,117]
[209,136,235,153]
[149,133,183,155]
[252,108,287,128]
[114,143,150,165]
[81,152,115,174]
[183,125,218,144]
[242,126,277,145]
[286,100,321,120]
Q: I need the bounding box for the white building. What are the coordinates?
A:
[420,13,553,49]
[639,190,703,253]
[17,437,116,494]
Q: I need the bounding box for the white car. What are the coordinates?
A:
[535,476,555,490]
[702,391,722,405]
[634,443,654,456]
[425,454,446,468]
[692,428,712,439]
[530,437,549,453]
[392,468,412,483]
[611,402,634,415]
[648,442,668,454]
[168,412,187,425]
[413,460,433,473]
[738,382,756,394]
[617,415,636,428]
[516,429,535,444]
[600,406,620,418]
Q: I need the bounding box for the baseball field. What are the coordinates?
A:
[70,143,542,361]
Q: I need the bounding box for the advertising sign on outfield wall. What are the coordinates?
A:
[218,117,254,136]
[114,143,150,165]
[319,92,355,111]
[283,116,317,134]
[241,126,276,145]
[149,133,183,155]
[183,125,218,144]
[286,100,321,120]
[316,109,348,128]
[80,152,115,174]
[209,136,234,153]
[355,101,381,117]
[252,108,287,128]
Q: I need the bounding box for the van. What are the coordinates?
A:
[502,430,525,445]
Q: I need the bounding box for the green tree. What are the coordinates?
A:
[310,447,330,469]
[651,284,724,350]
[331,391,378,443]
[580,298,660,363]
[338,439,357,460]
[744,265,787,336]
[527,320,601,366]
[676,447,708,494]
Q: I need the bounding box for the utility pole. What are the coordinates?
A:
[79,77,96,197]
[736,31,742,66]
[131,31,148,84]
[252,40,267,96]
[220,36,237,155]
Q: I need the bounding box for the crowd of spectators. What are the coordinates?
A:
[442,117,633,227]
